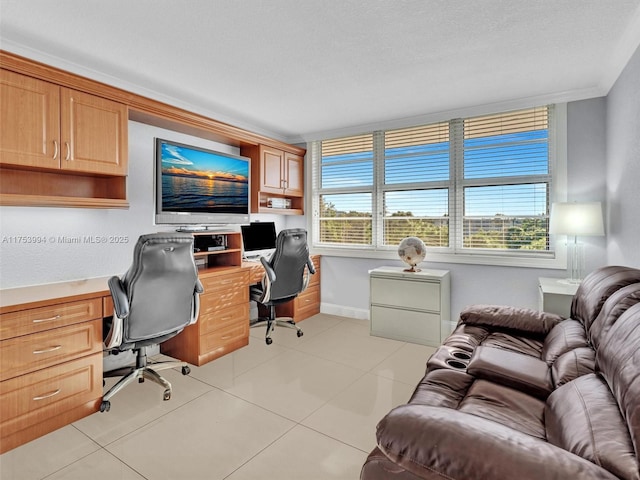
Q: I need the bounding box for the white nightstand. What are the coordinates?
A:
[538,277,580,318]
[369,267,450,346]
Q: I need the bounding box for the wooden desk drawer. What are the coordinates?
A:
[0,353,102,440]
[200,320,249,353]
[295,285,320,317]
[0,319,102,382]
[200,286,249,315]
[0,298,102,341]
[200,270,248,294]
[199,303,249,336]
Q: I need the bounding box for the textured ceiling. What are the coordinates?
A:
[2,0,640,143]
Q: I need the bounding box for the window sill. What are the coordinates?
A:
[310,245,566,269]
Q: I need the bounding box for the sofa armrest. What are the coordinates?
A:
[376,405,618,480]
[459,304,562,335]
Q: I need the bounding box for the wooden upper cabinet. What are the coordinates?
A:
[260,145,286,194]
[0,70,61,170]
[283,151,303,197]
[0,69,127,177]
[60,89,128,175]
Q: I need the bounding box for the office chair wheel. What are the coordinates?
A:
[163,389,171,401]
[181,365,191,375]
[297,330,304,337]
[265,337,273,345]
[100,400,111,413]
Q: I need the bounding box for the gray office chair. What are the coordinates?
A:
[101,232,203,412]
[250,228,315,345]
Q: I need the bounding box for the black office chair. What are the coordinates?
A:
[101,232,203,412]
[250,228,315,345]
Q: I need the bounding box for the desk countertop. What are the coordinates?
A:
[0,276,113,313]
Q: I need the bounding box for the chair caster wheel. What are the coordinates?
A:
[181,365,191,375]
[265,337,273,345]
[100,400,111,413]
[297,330,304,337]
[163,389,171,401]
[138,377,145,383]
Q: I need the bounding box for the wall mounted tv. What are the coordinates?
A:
[154,138,250,226]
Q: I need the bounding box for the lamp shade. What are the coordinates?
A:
[549,202,604,236]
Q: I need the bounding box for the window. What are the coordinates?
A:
[311,105,562,265]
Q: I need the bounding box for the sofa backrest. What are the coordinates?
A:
[589,282,640,349]
[571,266,640,331]
[596,301,640,462]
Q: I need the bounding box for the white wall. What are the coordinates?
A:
[606,44,640,267]
[0,121,287,289]
[314,97,609,322]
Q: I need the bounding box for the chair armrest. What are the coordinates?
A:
[459,304,562,335]
[306,257,316,275]
[108,276,129,319]
[195,278,204,294]
[377,405,618,480]
[260,256,276,282]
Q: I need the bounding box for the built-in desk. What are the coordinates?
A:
[0,277,111,454]
[0,255,321,452]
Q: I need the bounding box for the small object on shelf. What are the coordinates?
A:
[267,197,291,209]
[398,236,426,272]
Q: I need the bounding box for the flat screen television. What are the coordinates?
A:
[154,138,250,226]
[241,221,277,259]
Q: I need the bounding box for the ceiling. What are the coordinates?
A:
[2,0,640,144]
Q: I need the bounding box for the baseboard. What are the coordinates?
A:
[320,302,370,320]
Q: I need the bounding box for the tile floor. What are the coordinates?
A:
[0,314,436,480]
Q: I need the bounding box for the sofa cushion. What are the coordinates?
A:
[541,319,589,364]
[408,369,474,408]
[551,347,596,387]
[376,405,620,480]
[458,379,546,439]
[570,265,640,330]
[467,346,553,399]
[546,374,638,480]
[460,304,563,335]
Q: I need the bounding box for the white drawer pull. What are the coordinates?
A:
[33,345,62,354]
[33,389,61,401]
[32,314,62,323]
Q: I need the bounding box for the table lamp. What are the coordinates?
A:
[549,202,604,283]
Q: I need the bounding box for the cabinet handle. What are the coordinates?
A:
[32,314,62,324]
[65,142,71,161]
[221,335,232,340]
[33,389,61,401]
[53,140,59,159]
[33,345,62,354]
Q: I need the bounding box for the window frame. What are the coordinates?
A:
[307,104,568,269]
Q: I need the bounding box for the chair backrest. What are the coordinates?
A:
[266,228,310,302]
[120,232,199,345]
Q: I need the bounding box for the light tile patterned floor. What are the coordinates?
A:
[0,314,436,480]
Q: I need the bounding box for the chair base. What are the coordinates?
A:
[100,347,190,412]
[250,306,303,345]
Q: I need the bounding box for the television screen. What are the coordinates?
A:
[155,138,250,225]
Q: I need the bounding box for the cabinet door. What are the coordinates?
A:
[60,88,128,175]
[0,70,60,169]
[259,145,285,194]
[284,151,304,197]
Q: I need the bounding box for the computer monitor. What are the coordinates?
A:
[241,222,277,260]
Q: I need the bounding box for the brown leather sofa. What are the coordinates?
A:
[361,266,640,480]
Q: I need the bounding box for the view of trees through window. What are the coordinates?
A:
[315,107,552,254]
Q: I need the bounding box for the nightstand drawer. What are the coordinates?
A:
[0,298,102,341]
[0,353,102,438]
[0,319,102,381]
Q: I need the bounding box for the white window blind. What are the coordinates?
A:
[311,105,557,262]
[457,106,552,253]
